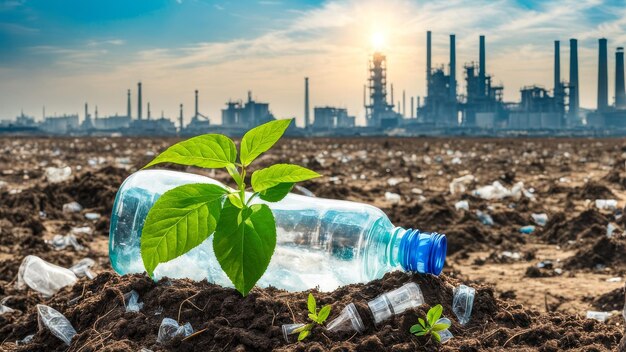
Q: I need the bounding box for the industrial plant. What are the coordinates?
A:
[2,30,626,137]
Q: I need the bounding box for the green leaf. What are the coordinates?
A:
[418,318,426,329]
[432,331,442,343]
[308,313,318,322]
[227,193,244,209]
[259,182,294,202]
[432,323,451,332]
[307,293,316,314]
[297,329,310,341]
[291,325,307,334]
[251,164,321,193]
[213,201,276,295]
[427,304,443,326]
[410,324,425,334]
[240,119,292,166]
[141,183,227,276]
[414,331,429,337]
[317,305,331,323]
[144,134,237,169]
[226,163,243,187]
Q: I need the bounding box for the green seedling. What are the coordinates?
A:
[410,304,451,343]
[140,119,321,296]
[292,293,332,341]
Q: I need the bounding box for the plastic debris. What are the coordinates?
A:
[586,311,611,322]
[0,301,15,314]
[16,334,34,345]
[71,226,92,235]
[125,290,144,312]
[472,181,524,200]
[48,234,84,251]
[69,258,96,279]
[294,185,315,197]
[449,175,475,195]
[17,256,78,296]
[531,213,548,226]
[326,303,365,333]
[606,277,622,283]
[501,251,521,260]
[452,285,475,326]
[595,199,618,211]
[368,282,424,325]
[84,212,101,220]
[476,210,494,226]
[62,201,83,213]
[519,225,536,234]
[435,317,453,343]
[537,260,553,269]
[37,304,77,346]
[607,223,618,238]
[387,177,403,186]
[45,166,72,183]
[454,200,469,211]
[384,192,401,204]
[157,318,193,344]
[281,323,305,342]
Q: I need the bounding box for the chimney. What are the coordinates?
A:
[569,39,579,116]
[598,38,608,111]
[147,102,151,120]
[127,89,131,118]
[137,82,142,120]
[410,96,414,118]
[304,77,310,129]
[449,34,456,100]
[390,83,394,109]
[195,90,199,119]
[479,35,486,97]
[554,41,561,95]
[617,47,626,109]
[426,31,432,96]
[402,89,406,116]
[84,103,89,123]
[95,106,98,120]
[179,104,184,130]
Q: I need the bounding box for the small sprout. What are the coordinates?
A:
[410,304,451,343]
[291,293,332,341]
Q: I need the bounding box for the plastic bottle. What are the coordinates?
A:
[109,170,447,292]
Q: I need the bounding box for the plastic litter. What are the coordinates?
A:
[125,290,144,312]
[454,200,469,211]
[387,177,403,186]
[452,285,475,326]
[49,234,84,251]
[37,304,77,346]
[69,258,96,279]
[519,225,536,234]
[16,334,34,345]
[501,251,521,260]
[607,223,618,238]
[384,192,401,204]
[45,166,72,183]
[537,260,553,269]
[62,201,83,213]
[85,212,101,220]
[281,323,305,342]
[531,213,548,226]
[294,185,315,197]
[326,303,365,333]
[449,175,475,195]
[606,277,622,283]
[435,317,453,343]
[476,210,494,226]
[17,256,78,296]
[157,318,193,343]
[595,199,618,211]
[0,301,14,314]
[586,311,611,322]
[368,282,424,325]
[71,226,92,235]
[472,181,524,200]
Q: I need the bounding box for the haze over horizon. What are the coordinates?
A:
[1,0,625,126]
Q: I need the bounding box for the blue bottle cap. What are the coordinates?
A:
[398,229,447,275]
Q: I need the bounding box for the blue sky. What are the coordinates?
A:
[1,0,625,125]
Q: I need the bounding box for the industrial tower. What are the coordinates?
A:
[365,52,398,128]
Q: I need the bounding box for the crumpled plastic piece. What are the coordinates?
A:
[435,317,453,343]
[595,199,618,211]
[125,290,144,312]
[586,311,611,322]
[0,303,14,314]
[472,181,524,200]
[16,334,34,345]
[17,256,78,297]
[69,258,96,279]
[476,210,494,226]
[62,201,83,213]
[157,318,193,343]
[452,285,476,326]
[454,200,469,211]
[531,213,548,226]
[519,225,536,234]
[37,304,77,346]
[449,175,475,195]
[85,212,101,220]
[45,166,72,183]
[384,192,401,204]
[48,234,84,251]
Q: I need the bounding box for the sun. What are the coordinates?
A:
[371,31,385,51]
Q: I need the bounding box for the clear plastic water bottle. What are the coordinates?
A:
[109,170,447,292]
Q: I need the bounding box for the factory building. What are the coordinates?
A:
[588,44,626,128]
[183,90,211,134]
[222,91,276,129]
[313,107,355,130]
[365,52,401,129]
[41,114,79,134]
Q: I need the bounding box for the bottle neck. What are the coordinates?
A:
[389,227,447,275]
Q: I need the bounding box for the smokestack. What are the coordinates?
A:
[426,31,432,95]
[479,35,486,96]
[402,90,406,116]
[84,103,89,122]
[450,34,456,100]
[617,47,626,109]
[554,41,561,95]
[137,82,142,120]
[304,77,310,129]
[411,96,414,118]
[147,102,151,120]
[598,38,608,111]
[95,106,98,120]
[195,90,199,119]
[417,96,421,109]
[179,104,184,130]
[127,89,131,118]
[390,83,394,108]
[569,39,579,116]
[363,84,366,107]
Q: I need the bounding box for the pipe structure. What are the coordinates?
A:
[479,35,486,97]
[127,89,131,119]
[617,47,626,109]
[137,82,142,120]
[449,34,456,100]
[426,31,432,96]
[598,38,608,111]
[554,41,561,95]
[304,77,310,129]
[569,39,579,117]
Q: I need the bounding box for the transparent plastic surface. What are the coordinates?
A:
[157,318,193,343]
[37,304,77,346]
[326,303,365,333]
[109,170,446,292]
[17,256,78,297]
[282,323,305,342]
[368,282,424,324]
[452,284,475,325]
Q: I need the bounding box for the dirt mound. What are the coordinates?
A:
[564,236,626,271]
[567,181,615,200]
[589,286,625,312]
[0,271,621,352]
[541,209,609,245]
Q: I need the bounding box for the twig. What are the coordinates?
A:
[503,328,532,347]
[177,292,201,322]
[286,301,296,322]
[182,328,208,342]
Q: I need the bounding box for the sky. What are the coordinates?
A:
[1,0,625,126]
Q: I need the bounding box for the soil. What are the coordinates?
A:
[1,136,626,351]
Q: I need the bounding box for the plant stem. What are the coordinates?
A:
[239,167,246,206]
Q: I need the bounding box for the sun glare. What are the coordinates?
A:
[371,31,385,50]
